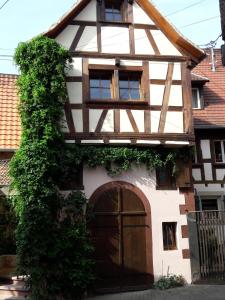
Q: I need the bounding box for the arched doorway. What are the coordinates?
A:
[89,181,154,292]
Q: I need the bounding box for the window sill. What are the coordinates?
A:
[86,99,149,106]
[156,186,177,191]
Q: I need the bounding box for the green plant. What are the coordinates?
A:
[154,274,185,290]
[58,144,191,179]
[10,36,94,300]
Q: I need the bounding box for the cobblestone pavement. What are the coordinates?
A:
[88,285,225,300]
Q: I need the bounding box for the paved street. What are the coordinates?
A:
[88,285,225,300]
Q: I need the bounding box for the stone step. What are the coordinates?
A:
[0,282,29,299]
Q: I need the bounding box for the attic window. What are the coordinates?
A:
[104,0,123,22]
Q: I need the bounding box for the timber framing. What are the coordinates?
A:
[44,0,205,64]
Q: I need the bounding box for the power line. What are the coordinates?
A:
[0,0,11,11]
[198,33,222,47]
[166,0,207,17]
[181,15,220,29]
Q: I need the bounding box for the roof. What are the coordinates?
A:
[0,74,21,150]
[192,49,225,127]
[191,72,209,83]
[0,160,10,186]
[44,0,205,64]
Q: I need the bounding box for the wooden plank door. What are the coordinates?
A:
[90,184,152,292]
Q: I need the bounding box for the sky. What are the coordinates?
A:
[0,0,222,74]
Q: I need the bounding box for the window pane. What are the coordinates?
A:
[130,80,139,89]
[119,79,129,88]
[105,12,114,21]
[163,222,177,250]
[130,89,140,100]
[102,88,111,99]
[90,79,100,88]
[214,141,223,162]
[120,88,129,100]
[114,13,122,22]
[192,89,200,109]
[101,79,111,88]
[90,88,101,99]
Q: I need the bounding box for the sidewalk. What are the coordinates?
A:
[88,285,225,300]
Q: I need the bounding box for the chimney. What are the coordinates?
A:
[220,0,225,41]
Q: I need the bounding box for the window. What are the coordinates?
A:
[162,222,177,250]
[156,167,176,190]
[192,88,201,109]
[105,0,123,22]
[90,71,112,100]
[119,72,141,100]
[89,70,143,102]
[214,140,225,163]
[201,199,218,211]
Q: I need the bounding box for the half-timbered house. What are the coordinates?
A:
[42,0,205,290]
[0,0,207,293]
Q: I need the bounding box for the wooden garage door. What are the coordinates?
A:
[90,184,153,292]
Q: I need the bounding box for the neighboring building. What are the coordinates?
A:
[192,49,225,210]
[0,74,20,196]
[0,0,207,292]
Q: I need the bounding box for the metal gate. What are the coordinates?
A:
[188,211,225,283]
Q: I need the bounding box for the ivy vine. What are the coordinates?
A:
[59,145,191,178]
[10,36,94,300]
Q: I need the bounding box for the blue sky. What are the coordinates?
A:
[0,0,222,74]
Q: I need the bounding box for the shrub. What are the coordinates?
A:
[154,274,185,290]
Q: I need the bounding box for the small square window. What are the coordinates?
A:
[156,167,176,190]
[201,199,218,211]
[104,0,123,22]
[192,88,202,109]
[162,222,177,251]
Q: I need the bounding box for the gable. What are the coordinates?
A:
[45,0,205,63]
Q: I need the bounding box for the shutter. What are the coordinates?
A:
[176,159,192,188]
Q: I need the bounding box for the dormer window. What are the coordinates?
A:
[105,0,123,22]
[192,87,202,109]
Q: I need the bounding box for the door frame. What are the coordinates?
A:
[89,181,154,285]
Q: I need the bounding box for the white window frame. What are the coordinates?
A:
[214,140,225,163]
[192,87,201,109]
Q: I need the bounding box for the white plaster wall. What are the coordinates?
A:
[89,58,115,65]
[164,112,183,133]
[216,169,225,180]
[195,184,225,194]
[76,27,98,52]
[134,29,155,55]
[101,110,114,132]
[204,163,213,181]
[101,27,130,54]
[120,110,133,132]
[151,31,182,56]
[133,2,154,25]
[168,86,183,106]
[200,140,211,159]
[75,0,96,21]
[149,62,181,80]
[55,25,78,49]
[120,60,143,67]
[72,110,83,132]
[150,85,164,105]
[151,111,160,133]
[83,165,192,283]
[192,169,202,181]
[65,58,82,77]
[67,82,82,104]
[89,109,103,132]
[132,110,145,132]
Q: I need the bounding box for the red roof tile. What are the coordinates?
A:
[0,74,21,150]
[193,49,225,127]
[0,160,10,186]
